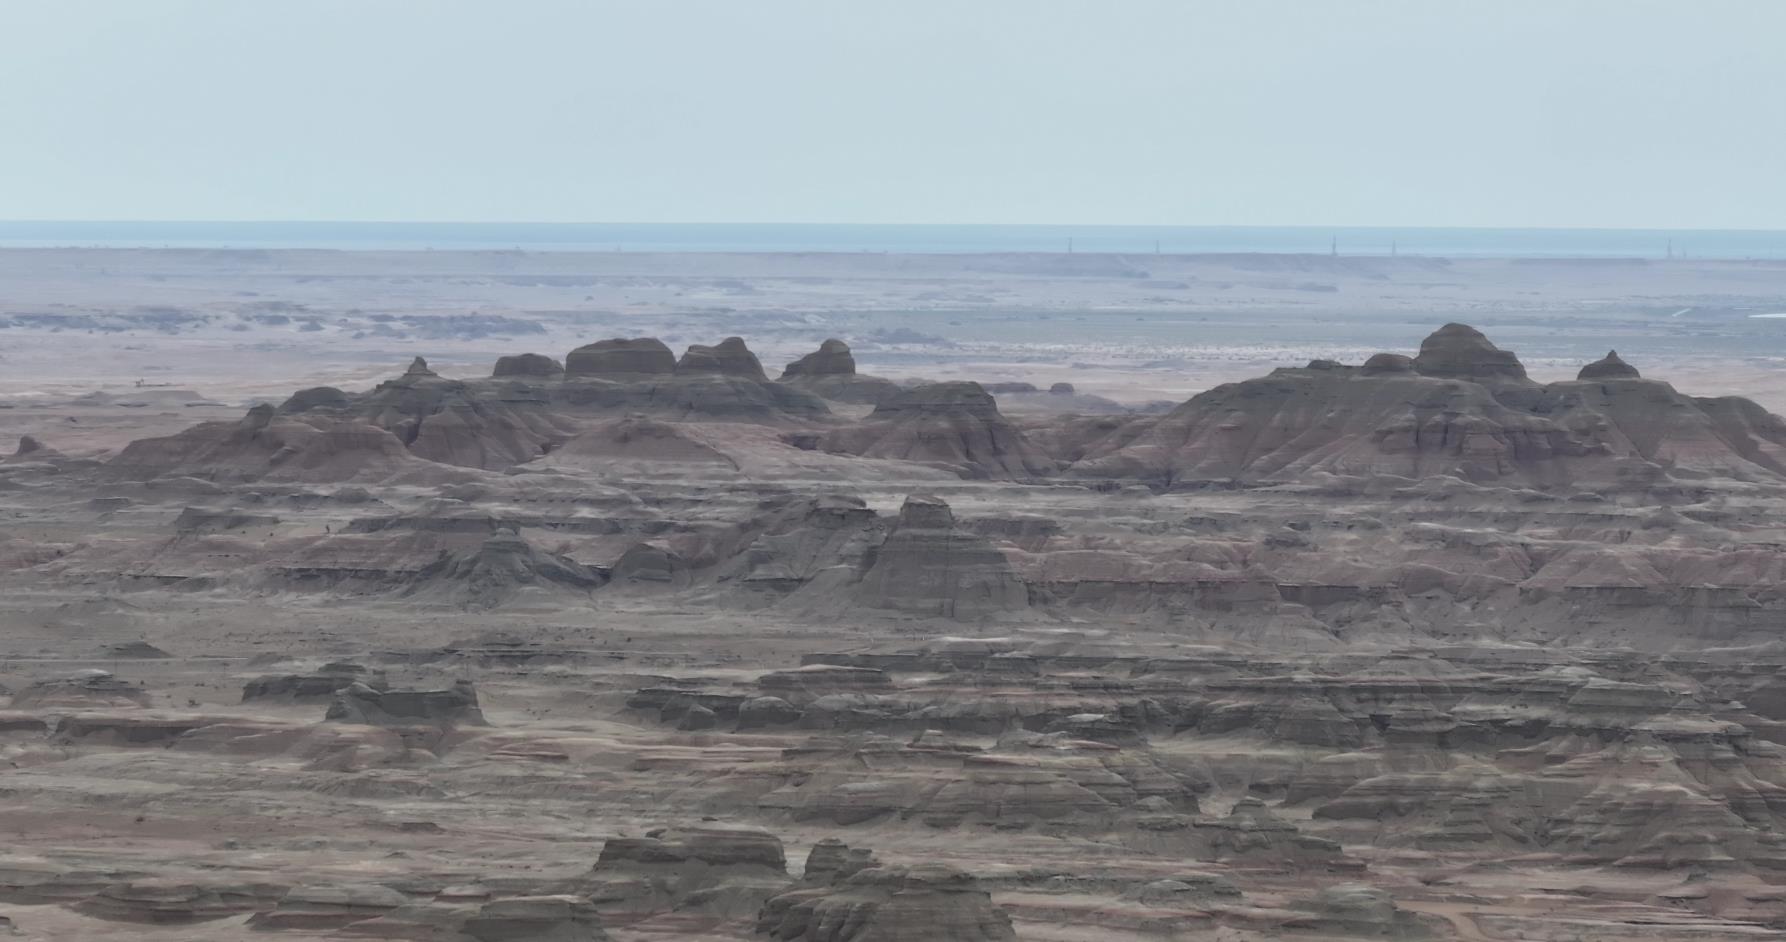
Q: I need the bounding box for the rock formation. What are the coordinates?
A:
[404,528,605,608]
[1068,324,1786,488]
[589,826,792,918]
[493,352,565,378]
[564,337,678,377]
[852,496,1028,619]
[756,863,1017,942]
[324,679,487,727]
[1578,349,1641,380]
[778,339,901,405]
[817,383,1055,478]
[1411,322,1530,382]
[677,337,768,380]
[4,435,61,462]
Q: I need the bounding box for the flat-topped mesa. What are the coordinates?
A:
[565,337,677,378]
[896,493,955,530]
[1578,349,1642,381]
[492,351,565,378]
[677,337,768,380]
[1412,322,1531,382]
[781,339,856,377]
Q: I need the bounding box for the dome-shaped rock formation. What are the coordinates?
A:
[1412,322,1530,382]
[1577,349,1641,381]
[493,352,565,378]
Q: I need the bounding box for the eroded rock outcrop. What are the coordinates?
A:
[493,352,565,378]
[852,496,1028,619]
[756,863,1016,942]
[565,338,678,378]
[589,826,792,918]
[678,337,768,380]
[818,384,1054,479]
[404,528,604,608]
[778,339,901,405]
[1578,349,1641,381]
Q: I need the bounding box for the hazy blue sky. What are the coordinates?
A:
[3,0,1783,227]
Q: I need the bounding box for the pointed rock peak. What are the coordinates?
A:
[564,337,677,377]
[1578,349,1641,381]
[242,403,277,430]
[14,435,48,456]
[676,336,767,379]
[782,338,857,377]
[897,494,955,529]
[405,356,436,376]
[1412,323,1529,382]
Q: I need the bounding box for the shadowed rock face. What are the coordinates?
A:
[5,435,62,462]
[1412,323,1530,382]
[756,863,1017,942]
[565,337,678,377]
[405,528,605,608]
[853,495,1029,619]
[781,339,856,377]
[405,356,437,377]
[493,352,565,378]
[1578,350,1641,380]
[678,337,767,380]
[324,679,487,727]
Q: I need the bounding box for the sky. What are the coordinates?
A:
[2,0,1784,228]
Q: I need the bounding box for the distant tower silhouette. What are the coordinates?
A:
[1330,235,1337,256]
[1067,237,1074,254]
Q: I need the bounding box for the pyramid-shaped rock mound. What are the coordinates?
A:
[818,382,1055,478]
[107,404,445,484]
[677,336,767,380]
[778,339,901,405]
[3,435,63,463]
[404,528,605,608]
[1412,322,1530,382]
[1065,324,1786,488]
[1577,350,1641,380]
[565,337,677,377]
[493,351,565,378]
[852,495,1028,619]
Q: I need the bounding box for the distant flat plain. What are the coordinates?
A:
[2,248,1784,455]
